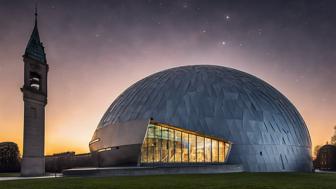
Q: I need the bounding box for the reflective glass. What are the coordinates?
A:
[175,131,182,162]
[205,138,211,162]
[140,131,148,163]
[154,125,161,162]
[189,134,196,162]
[219,141,225,162]
[182,132,189,162]
[161,127,169,162]
[147,125,155,163]
[224,143,230,161]
[140,122,230,165]
[196,136,204,162]
[168,129,175,162]
[212,140,218,162]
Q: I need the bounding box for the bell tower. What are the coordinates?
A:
[21,7,48,176]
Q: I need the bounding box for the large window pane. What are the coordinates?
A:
[219,141,224,162]
[175,131,182,162]
[189,134,196,162]
[212,140,218,162]
[154,125,161,162]
[140,131,148,163]
[161,127,169,162]
[205,138,211,162]
[182,132,189,162]
[196,136,204,162]
[147,125,155,163]
[224,143,230,161]
[168,129,175,162]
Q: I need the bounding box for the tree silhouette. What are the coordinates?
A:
[0,142,21,172]
[331,125,336,145]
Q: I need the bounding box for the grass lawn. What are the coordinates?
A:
[1,173,336,189]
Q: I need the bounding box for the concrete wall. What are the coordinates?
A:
[21,98,46,176]
[89,120,148,166]
[45,153,94,173]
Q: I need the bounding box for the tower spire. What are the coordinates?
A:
[24,4,46,63]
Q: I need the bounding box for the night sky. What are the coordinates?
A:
[0,0,335,154]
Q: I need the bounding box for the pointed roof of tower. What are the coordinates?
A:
[24,5,46,63]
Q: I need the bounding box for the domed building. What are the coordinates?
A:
[89,65,312,172]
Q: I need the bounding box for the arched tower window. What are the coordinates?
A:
[29,72,41,91]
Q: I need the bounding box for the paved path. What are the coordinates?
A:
[0,174,62,181]
[63,165,244,177]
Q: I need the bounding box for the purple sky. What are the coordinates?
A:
[0,0,335,154]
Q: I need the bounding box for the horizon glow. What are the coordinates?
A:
[0,1,335,155]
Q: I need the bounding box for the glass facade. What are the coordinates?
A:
[196,136,204,162]
[189,134,196,162]
[182,132,189,162]
[205,138,211,162]
[141,121,231,164]
[175,131,182,162]
[212,140,218,162]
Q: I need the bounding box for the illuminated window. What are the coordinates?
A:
[205,138,211,162]
[189,134,196,162]
[182,132,189,162]
[161,127,169,162]
[197,136,204,162]
[212,140,218,162]
[140,121,231,164]
[140,135,148,163]
[175,131,182,162]
[219,141,225,162]
[154,125,161,162]
[225,143,230,160]
[168,129,175,162]
[146,125,155,163]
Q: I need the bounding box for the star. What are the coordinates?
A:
[226,15,230,20]
[183,3,188,9]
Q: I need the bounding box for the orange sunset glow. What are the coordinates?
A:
[0,1,335,157]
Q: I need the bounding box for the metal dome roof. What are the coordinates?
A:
[96,65,312,171]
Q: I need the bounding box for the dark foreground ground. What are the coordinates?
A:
[0,173,19,177]
[1,172,336,189]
